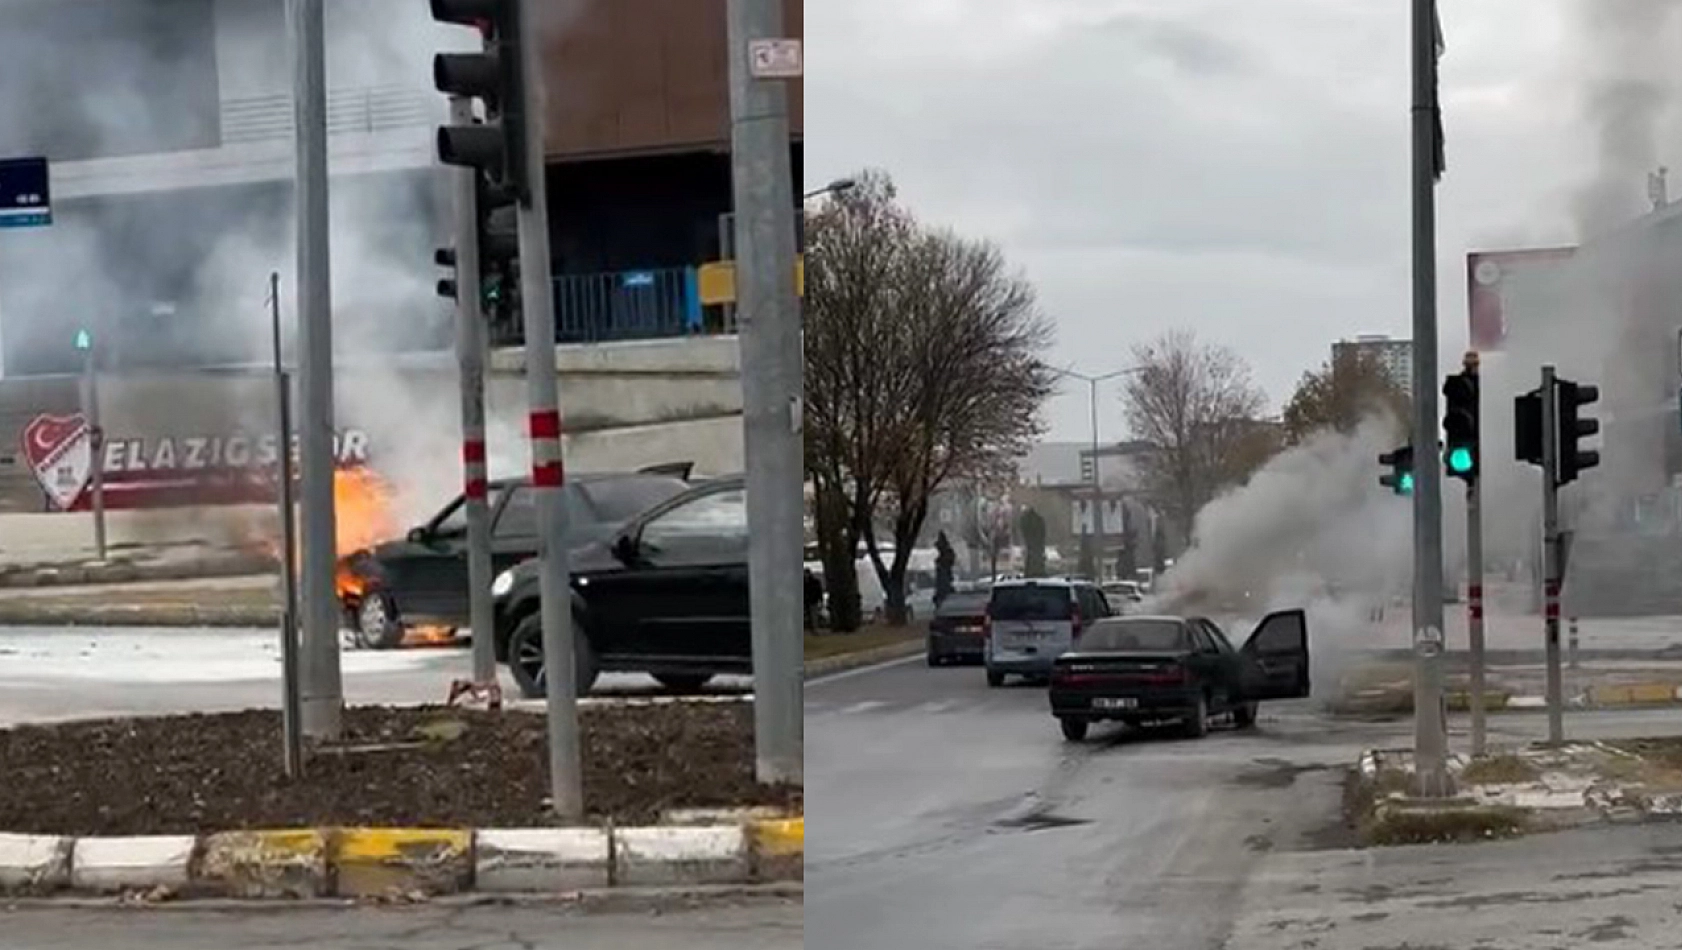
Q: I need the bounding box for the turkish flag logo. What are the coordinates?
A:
[21,414,93,510]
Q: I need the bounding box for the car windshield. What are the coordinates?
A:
[1079,619,1188,652]
[936,593,989,617]
[989,585,1072,621]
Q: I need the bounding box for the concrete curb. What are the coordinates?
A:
[804,637,923,679]
[0,601,278,628]
[0,557,274,591]
[0,818,802,900]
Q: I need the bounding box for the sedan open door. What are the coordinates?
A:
[1239,609,1310,701]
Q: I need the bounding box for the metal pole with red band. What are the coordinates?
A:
[450,92,499,698]
[515,0,584,821]
[1541,363,1564,745]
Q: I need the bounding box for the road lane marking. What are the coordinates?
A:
[806,653,922,686]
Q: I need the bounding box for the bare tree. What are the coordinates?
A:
[862,225,1056,622]
[807,171,1056,624]
[1281,348,1411,445]
[804,170,917,632]
[1122,330,1268,541]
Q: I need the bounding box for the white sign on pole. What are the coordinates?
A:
[749,38,803,79]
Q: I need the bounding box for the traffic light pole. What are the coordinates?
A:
[1466,475,1486,757]
[448,95,498,696]
[513,0,584,819]
[727,0,805,785]
[289,0,342,739]
[1541,364,1564,745]
[1409,0,1449,797]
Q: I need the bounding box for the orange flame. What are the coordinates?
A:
[332,467,400,599]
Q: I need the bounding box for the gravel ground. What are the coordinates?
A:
[0,703,799,835]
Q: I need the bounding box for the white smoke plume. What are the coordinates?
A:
[1145,418,1412,695]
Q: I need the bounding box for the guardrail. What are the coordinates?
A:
[220,86,436,144]
[552,267,705,344]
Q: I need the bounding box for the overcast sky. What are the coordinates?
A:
[805,0,1672,442]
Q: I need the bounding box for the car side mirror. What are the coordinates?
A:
[612,533,639,563]
[408,527,429,544]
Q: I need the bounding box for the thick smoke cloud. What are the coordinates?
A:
[1146,419,1412,697]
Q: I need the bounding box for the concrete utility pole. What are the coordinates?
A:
[512,0,584,819]
[448,95,498,694]
[289,0,342,739]
[1409,0,1449,796]
[727,0,804,784]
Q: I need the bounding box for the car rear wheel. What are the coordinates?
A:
[986,670,1005,688]
[1233,700,1259,729]
[1059,717,1088,742]
[927,650,943,667]
[354,591,405,650]
[653,673,713,693]
[508,612,600,699]
[1182,693,1210,739]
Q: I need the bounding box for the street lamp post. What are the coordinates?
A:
[1055,366,1142,582]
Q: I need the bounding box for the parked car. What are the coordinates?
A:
[1101,580,1146,612]
[337,467,692,648]
[984,577,1115,687]
[1046,611,1310,742]
[493,474,785,697]
[926,591,990,666]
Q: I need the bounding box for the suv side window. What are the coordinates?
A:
[641,486,749,553]
[1090,587,1113,617]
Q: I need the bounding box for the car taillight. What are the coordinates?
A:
[982,612,992,640]
[1139,665,1188,685]
[1070,605,1083,640]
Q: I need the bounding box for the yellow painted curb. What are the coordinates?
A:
[199,829,328,898]
[1593,682,1681,706]
[331,828,473,897]
[748,818,804,857]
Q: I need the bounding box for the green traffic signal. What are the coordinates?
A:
[1446,446,1474,475]
[1399,472,1414,494]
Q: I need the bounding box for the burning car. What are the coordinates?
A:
[336,465,693,648]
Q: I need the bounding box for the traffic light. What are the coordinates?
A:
[435,246,459,300]
[1514,387,1543,466]
[1441,369,1478,482]
[478,183,521,343]
[1379,444,1415,495]
[1556,377,1600,486]
[432,0,529,204]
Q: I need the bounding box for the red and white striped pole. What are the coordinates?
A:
[515,0,583,820]
[1465,349,1487,757]
[447,94,499,708]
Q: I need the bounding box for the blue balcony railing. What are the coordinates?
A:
[552,267,705,344]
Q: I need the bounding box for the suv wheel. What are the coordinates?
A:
[508,612,600,699]
[354,591,405,650]
[1059,717,1088,742]
[986,670,1005,688]
[653,673,713,692]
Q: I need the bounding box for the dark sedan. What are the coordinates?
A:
[492,474,757,697]
[926,591,989,666]
[1047,611,1309,742]
[337,467,691,648]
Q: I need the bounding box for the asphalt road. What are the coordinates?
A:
[0,626,750,725]
[807,654,1682,950]
[0,896,802,950]
[806,654,1382,949]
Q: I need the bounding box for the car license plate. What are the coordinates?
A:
[1092,697,1138,710]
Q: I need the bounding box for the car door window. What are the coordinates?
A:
[639,487,748,556]
[1204,622,1237,654]
[430,498,467,539]
[494,485,589,540]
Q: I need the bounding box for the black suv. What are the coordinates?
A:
[337,467,691,648]
[493,474,761,696]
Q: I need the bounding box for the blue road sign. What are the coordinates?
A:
[0,157,51,229]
